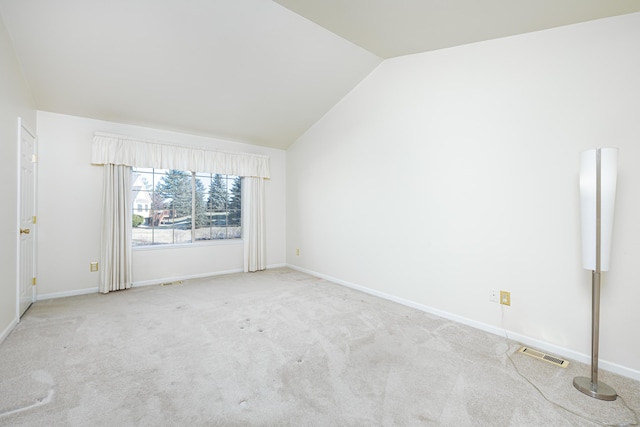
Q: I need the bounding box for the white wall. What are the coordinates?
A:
[286,13,640,378]
[37,112,286,298]
[0,16,36,341]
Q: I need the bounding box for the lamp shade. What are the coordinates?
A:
[579,148,618,271]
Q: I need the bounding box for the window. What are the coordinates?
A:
[131,168,241,246]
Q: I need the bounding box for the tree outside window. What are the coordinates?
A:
[132,168,241,246]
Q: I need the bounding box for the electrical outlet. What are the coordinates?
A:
[90,262,99,272]
[500,291,511,306]
[489,289,498,303]
[295,248,300,256]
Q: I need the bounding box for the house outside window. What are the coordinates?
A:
[131,168,241,246]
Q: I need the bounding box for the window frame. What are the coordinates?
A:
[131,167,242,248]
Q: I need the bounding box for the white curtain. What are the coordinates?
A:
[100,164,132,293]
[243,177,266,272]
[93,132,270,279]
[92,133,270,179]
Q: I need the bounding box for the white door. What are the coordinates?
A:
[18,119,36,318]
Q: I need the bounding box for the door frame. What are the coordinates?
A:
[16,117,37,320]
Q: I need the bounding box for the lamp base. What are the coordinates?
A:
[573,376,617,401]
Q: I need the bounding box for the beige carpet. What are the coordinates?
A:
[0,268,638,426]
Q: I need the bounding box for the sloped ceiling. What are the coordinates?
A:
[273,0,640,58]
[1,0,639,149]
[0,0,381,149]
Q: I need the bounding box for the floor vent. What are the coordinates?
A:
[160,281,183,286]
[517,346,569,368]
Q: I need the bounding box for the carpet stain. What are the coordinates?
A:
[0,389,55,418]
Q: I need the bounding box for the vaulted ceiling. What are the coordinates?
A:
[2,0,639,149]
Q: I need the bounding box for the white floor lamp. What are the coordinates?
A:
[573,147,618,401]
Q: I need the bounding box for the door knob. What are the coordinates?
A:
[20,228,30,234]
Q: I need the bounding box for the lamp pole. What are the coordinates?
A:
[573,148,616,401]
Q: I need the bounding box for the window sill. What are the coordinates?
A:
[132,239,243,251]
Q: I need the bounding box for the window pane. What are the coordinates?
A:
[132,169,154,245]
[195,172,242,241]
[133,168,241,246]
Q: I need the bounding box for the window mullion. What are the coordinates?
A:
[132,168,241,247]
[191,171,196,243]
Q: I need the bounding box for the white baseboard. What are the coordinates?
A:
[0,317,18,344]
[132,268,244,287]
[37,287,99,301]
[267,263,287,269]
[38,265,284,299]
[287,264,640,382]
[132,265,286,287]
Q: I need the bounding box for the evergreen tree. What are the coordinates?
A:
[207,174,228,212]
[155,170,192,219]
[228,176,242,226]
[194,177,208,227]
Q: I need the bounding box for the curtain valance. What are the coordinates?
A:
[91,133,270,178]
